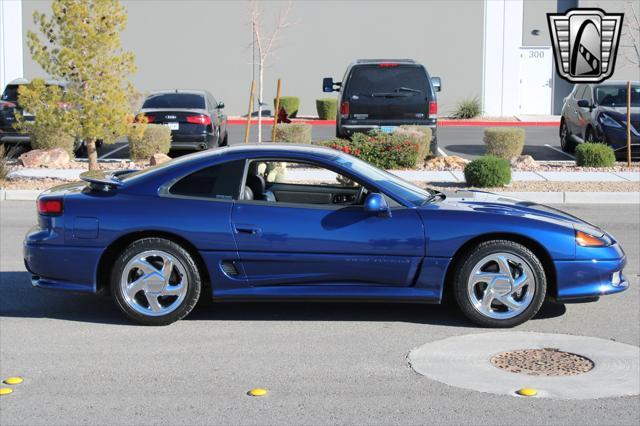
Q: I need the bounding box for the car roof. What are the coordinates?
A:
[6,78,67,86]
[145,90,207,96]
[590,80,640,87]
[354,59,416,65]
[203,143,340,159]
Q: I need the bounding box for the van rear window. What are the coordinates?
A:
[346,65,429,96]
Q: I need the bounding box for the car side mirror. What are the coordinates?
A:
[364,193,391,217]
[323,77,341,93]
[577,99,591,109]
[217,101,225,109]
[431,76,442,92]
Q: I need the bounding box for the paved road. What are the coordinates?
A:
[0,202,638,425]
[87,124,568,162]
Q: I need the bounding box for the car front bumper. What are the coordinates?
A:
[554,255,629,302]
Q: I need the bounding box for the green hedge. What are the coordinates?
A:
[274,123,312,143]
[464,156,511,187]
[320,129,430,169]
[315,98,338,120]
[483,127,525,160]
[575,142,615,167]
[28,126,75,157]
[275,96,300,118]
[128,124,172,161]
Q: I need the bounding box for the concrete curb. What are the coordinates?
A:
[0,189,637,203]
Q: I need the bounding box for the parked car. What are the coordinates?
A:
[24,144,627,327]
[0,78,67,150]
[560,81,639,160]
[323,59,441,154]
[138,90,228,151]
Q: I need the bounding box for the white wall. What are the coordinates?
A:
[0,0,23,91]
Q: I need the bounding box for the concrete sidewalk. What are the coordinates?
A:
[8,167,640,183]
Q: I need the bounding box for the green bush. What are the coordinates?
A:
[395,125,433,159]
[575,142,615,167]
[274,123,312,143]
[483,127,525,160]
[320,130,425,169]
[464,156,511,187]
[30,126,76,157]
[275,96,300,118]
[452,96,482,119]
[315,98,337,120]
[128,124,171,161]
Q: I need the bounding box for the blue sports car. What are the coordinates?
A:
[24,144,628,326]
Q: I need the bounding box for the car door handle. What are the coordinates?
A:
[233,224,262,235]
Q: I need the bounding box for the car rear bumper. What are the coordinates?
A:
[170,133,215,150]
[0,132,31,143]
[554,256,628,302]
[23,240,101,294]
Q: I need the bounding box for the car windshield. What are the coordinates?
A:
[1,85,20,102]
[595,85,640,107]
[142,93,205,109]
[334,154,434,205]
[346,65,429,96]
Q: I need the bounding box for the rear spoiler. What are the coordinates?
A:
[80,170,138,191]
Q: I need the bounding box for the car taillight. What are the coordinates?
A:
[340,101,349,118]
[428,101,437,119]
[186,115,211,125]
[145,115,155,123]
[0,101,16,110]
[37,199,63,215]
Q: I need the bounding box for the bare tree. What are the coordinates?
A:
[622,0,640,66]
[250,0,292,143]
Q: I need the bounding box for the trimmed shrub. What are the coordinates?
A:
[451,96,482,119]
[274,123,312,143]
[396,125,433,159]
[30,126,76,157]
[575,142,615,167]
[128,124,171,161]
[320,130,423,169]
[315,98,338,120]
[275,96,300,118]
[464,156,511,187]
[483,127,525,160]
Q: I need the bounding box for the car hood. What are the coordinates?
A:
[598,106,640,120]
[432,190,597,229]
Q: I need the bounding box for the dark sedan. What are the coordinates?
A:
[560,81,639,160]
[138,90,228,151]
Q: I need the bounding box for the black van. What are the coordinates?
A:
[323,59,441,155]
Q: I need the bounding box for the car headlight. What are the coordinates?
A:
[598,113,623,129]
[575,224,612,247]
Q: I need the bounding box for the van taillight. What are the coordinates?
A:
[340,101,349,118]
[428,101,438,118]
[37,199,63,215]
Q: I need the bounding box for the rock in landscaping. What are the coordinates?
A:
[149,153,172,165]
[424,155,470,170]
[510,155,538,170]
[19,148,70,168]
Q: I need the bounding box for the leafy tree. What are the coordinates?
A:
[24,0,141,170]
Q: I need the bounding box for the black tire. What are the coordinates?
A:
[584,127,596,143]
[220,131,229,147]
[559,120,575,153]
[111,238,202,326]
[452,240,547,328]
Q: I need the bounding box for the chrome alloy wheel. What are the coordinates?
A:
[467,253,536,320]
[120,250,189,317]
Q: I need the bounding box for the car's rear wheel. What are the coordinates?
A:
[560,120,575,153]
[111,238,201,326]
[453,240,546,328]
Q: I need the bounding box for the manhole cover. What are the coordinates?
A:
[490,348,594,376]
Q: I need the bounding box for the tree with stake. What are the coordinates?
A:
[25,0,141,170]
[249,0,292,143]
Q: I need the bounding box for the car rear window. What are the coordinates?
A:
[346,65,430,96]
[1,85,20,102]
[142,93,206,109]
[169,160,245,199]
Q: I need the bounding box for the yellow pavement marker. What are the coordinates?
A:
[3,377,23,385]
[516,388,538,397]
[247,388,268,397]
[0,387,13,396]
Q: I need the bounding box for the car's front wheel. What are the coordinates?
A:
[453,240,546,328]
[559,120,575,153]
[111,238,202,325]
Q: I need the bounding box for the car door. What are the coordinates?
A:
[566,85,584,135]
[230,159,425,288]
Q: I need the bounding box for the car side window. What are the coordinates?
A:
[582,86,593,103]
[574,85,586,100]
[169,159,245,200]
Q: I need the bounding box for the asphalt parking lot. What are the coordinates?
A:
[0,202,638,425]
[87,124,571,162]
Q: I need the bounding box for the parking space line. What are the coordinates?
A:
[98,144,128,160]
[437,147,448,157]
[544,144,576,160]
